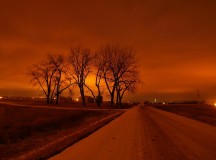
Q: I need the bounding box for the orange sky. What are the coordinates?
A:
[0,0,216,102]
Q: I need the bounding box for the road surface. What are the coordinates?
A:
[49,106,216,160]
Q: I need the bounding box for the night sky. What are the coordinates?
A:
[0,0,216,102]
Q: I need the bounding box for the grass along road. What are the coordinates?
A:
[0,103,122,160]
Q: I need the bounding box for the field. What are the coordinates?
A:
[0,103,122,160]
[152,104,216,126]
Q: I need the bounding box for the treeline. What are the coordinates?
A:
[27,45,141,107]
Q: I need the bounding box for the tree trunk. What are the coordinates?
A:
[46,96,49,104]
[116,91,119,108]
[47,88,50,104]
[96,85,101,107]
[110,90,115,107]
[104,76,114,107]
[80,86,86,106]
[85,84,100,107]
[95,99,100,107]
[56,85,60,104]
[56,93,59,105]
[119,96,122,108]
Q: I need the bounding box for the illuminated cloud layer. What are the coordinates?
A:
[0,0,216,101]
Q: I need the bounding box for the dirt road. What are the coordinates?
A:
[49,106,216,160]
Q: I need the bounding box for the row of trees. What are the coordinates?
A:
[27,45,141,107]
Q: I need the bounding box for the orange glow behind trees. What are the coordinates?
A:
[27,45,140,107]
[0,0,216,102]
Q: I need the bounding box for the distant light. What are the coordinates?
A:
[76,98,79,102]
[214,103,216,107]
[0,96,2,99]
[163,102,166,105]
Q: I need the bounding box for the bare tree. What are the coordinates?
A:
[114,49,139,107]
[97,46,116,106]
[48,54,74,104]
[27,57,57,104]
[68,47,93,106]
[27,45,140,107]
[84,52,106,107]
[98,45,139,107]
[116,71,140,107]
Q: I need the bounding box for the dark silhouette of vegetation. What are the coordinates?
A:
[97,45,140,107]
[27,56,57,104]
[48,54,73,104]
[84,52,106,107]
[27,54,73,104]
[68,47,93,106]
[27,45,140,107]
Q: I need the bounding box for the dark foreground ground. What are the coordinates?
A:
[152,104,216,126]
[0,103,122,160]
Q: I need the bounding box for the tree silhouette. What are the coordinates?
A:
[48,54,74,104]
[84,52,106,107]
[68,47,93,106]
[27,57,57,104]
[116,71,140,106]
[97,45,140,107]
[27,45,140,107]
